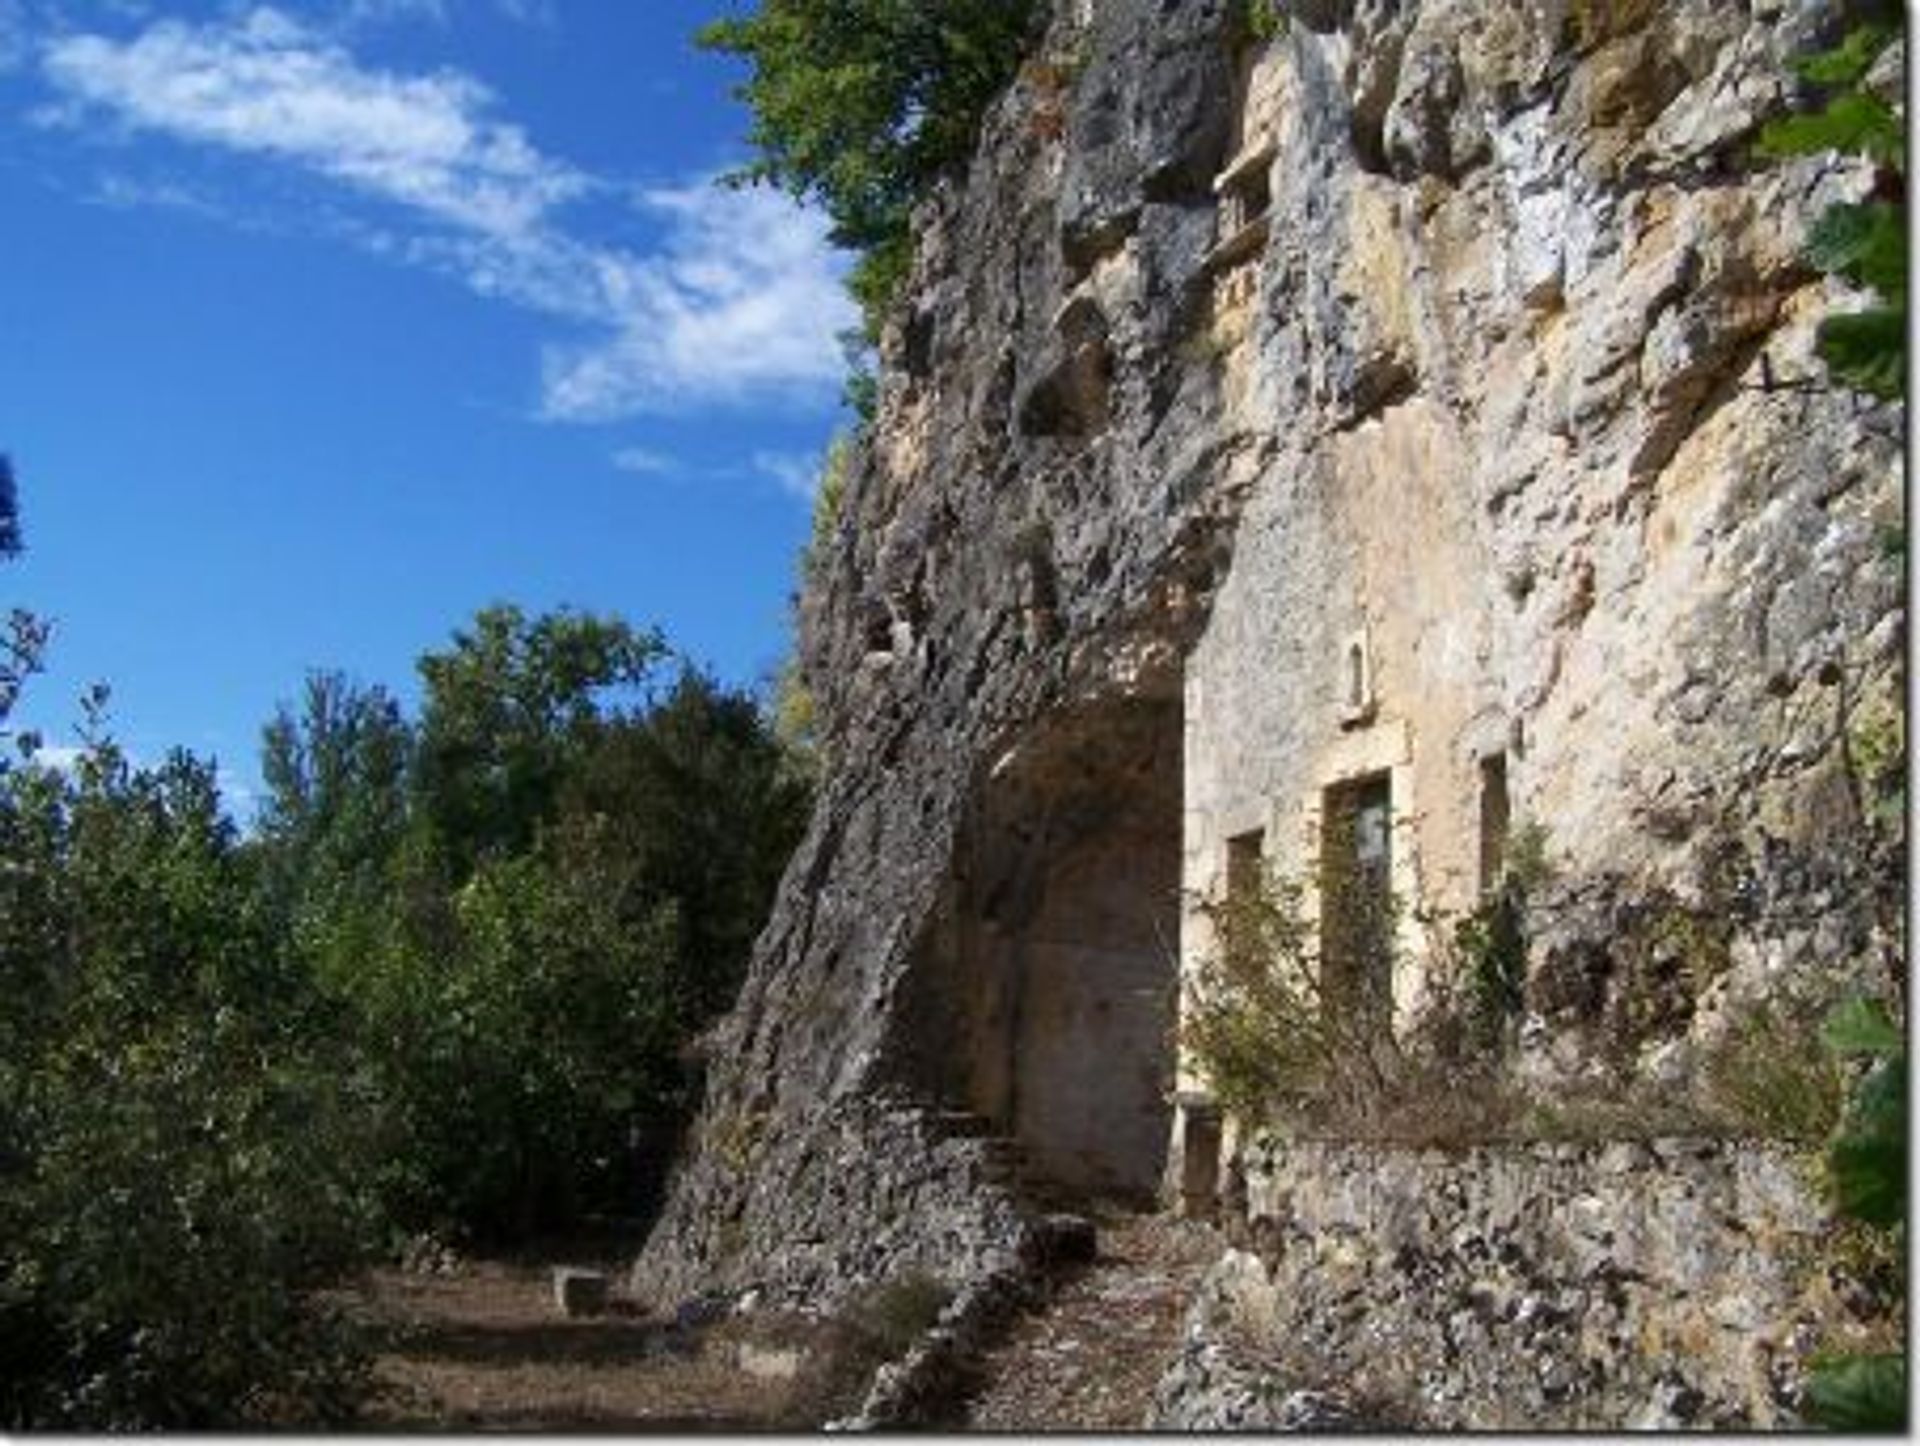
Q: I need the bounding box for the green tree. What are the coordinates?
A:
[360,849,685,1239]
[0,738,382,1428]
[699,0,1041,338]
[412,604,664,881]
[256,670,412,935]
[561,668,810,1028]
[261,607,808,1242]
[0,455,51,748]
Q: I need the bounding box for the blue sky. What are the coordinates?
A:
[0,0,856,815]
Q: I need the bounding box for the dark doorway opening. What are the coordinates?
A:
[904,699,1182,1203]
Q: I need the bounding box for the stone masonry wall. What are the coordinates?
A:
[1152,1136,1876,1429]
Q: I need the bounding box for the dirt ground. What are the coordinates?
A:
[345,1248,799,1431]
[337,1211,1218,1431]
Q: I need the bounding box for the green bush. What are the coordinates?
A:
[0,742,383,1428]
[1233,0,1287,44]
[1801,997,1906,1430]
[261,612,810,1243]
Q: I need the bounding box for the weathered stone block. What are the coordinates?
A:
[552,1267,609,1318]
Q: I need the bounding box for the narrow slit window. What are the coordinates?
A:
[1479,752,1511,894]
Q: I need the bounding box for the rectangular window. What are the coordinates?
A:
[1479,752,1511,894]
[1320,773,1393,1027]
[1225,827,1265,903]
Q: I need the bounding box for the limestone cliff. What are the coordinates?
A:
[637,0,1903,1421]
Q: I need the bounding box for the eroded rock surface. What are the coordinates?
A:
[636,10,1903,1426]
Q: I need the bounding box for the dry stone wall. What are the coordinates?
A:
[1152,1136,1869,1429]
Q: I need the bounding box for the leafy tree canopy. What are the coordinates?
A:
[700,0,1042,339]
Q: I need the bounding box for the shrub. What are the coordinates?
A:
[1757,18,1905,398]
[1182,859,1525,1145]
[1697,996,1847,1142]
[1233,0,1287,44]
[1802,997,1906,1429]
[0,741,384,1428]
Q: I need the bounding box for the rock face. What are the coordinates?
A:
[636,4,1904,1421]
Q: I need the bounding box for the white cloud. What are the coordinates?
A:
[749,448,823,501]
[0,0,28,73]
[610,446,676,476]
[42,7,587,240]
[36,6,854,421]
[491,0,556,27]
[341,0,449,29]
[87,171,238,223]
[540,183,854,419]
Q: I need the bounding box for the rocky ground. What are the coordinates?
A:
[962,1212,1220,1431]
[334,1212,1221,1432]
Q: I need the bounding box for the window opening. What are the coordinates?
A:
[1478,752,1511,895]
[1226,827,1265,903]
[1320,773,1393,1029]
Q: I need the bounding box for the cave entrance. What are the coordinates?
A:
[909,696,1182,1204]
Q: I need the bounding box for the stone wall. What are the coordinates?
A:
[636,1090,1033,1313]
[1173,0,1904,1103]
[1153,1135,1882,1430]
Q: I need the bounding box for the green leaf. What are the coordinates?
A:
[1807,202,1907,301]
[1818,307,1907,400]
[1793,24,1896,88]
[1804,1351,1907,1431]
[1829,1058,1906,1225]
[1758,93,1904,167]
[1822,997,1903,1058]
[1830,1127,1905,1225]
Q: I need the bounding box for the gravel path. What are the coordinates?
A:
[964,1213,1219,1431]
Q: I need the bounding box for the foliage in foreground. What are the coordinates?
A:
[1800,997,1906,1430]
[0,597,811,1427]
[1758,16,1906,398]
[0,743,382,1428]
